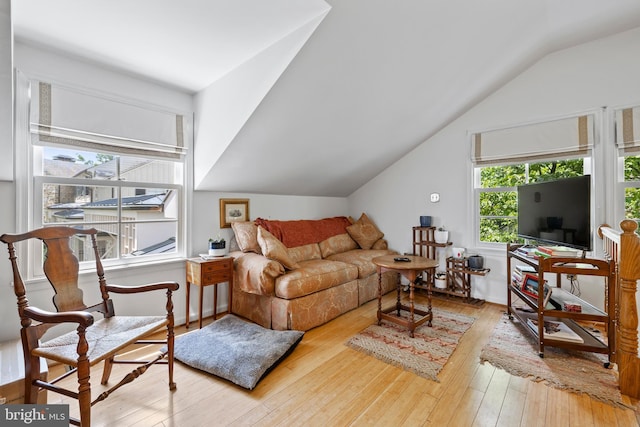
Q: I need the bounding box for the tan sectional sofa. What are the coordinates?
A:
[229,214,399,331]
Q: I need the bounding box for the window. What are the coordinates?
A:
[472,114,595,245]
[34,146,182,263]
[17,74,188,275]
[623,155,640,222]
[615,106,640,225]
[477,160,587,244]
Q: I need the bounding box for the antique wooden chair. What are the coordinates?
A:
[1,226,179,426]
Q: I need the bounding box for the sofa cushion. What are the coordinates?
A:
[327,249,397,279]
[347,221,383,250]
[255,216,352,248]
[371,238,388,250]
[231,221,261,254]
[274,259,358,300]
[319,233,358,258]
[288,243,322,264]
[257,226,300,270]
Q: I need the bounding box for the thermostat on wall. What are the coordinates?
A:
[430,193,440,203]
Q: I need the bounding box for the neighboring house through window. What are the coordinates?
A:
[16,74,188,278]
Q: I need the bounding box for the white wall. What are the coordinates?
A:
[0,0,11,181]
[190,191,347,256]
[192,11,329,189]
[349,27,640,308]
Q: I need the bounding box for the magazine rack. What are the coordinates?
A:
[506,243,615,365]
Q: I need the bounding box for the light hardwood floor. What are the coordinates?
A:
[48,293,639,426]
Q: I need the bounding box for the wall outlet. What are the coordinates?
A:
[430,193,440,203]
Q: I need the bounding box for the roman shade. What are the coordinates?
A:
[30,81,186,159]
[615,106,640,154]
[471,115,594,165]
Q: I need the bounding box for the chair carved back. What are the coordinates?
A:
[2,227,111,324]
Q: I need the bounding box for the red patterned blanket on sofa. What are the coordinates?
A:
[254,216,352,248]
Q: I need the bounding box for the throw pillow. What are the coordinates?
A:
[257,226,300,270]
[231,221,261,254]
[346,213,384,250]
[319,233,358,258]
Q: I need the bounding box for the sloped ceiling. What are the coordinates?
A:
[12,0,640,197]
[12,0,331,92]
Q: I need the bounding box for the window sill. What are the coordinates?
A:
[23,256,187,291]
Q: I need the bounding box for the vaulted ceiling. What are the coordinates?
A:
[12,0,640,196]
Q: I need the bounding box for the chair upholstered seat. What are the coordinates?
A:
[35,316,168,366]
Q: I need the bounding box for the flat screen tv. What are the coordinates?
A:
[517,175,592,251]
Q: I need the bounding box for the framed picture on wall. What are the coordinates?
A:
[219,198,249,228]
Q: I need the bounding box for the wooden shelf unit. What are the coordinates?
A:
[443,256,490,303]
[412,227,488,303]
[412,226,447,290]
[506,243,615,364]
[412,226,450,259]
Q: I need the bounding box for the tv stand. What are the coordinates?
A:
[506,243,615,364]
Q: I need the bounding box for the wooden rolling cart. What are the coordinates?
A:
[506,243,615,364]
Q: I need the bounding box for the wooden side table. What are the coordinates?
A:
[373,255,439,337]
[185,257,234,329]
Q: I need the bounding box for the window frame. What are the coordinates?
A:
[619,154,640,222]
[15,71,189,280]
[471,111,600,251]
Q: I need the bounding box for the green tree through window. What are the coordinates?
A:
[624,155,640,221]
[478,159,585,243]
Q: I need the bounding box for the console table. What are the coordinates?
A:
[373,255,438,337]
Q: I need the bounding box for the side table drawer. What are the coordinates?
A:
[203,271,232,283]
[202,259,233,273]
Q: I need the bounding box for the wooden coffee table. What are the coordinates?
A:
[373,255,438,337]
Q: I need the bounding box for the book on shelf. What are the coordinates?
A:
[514,264,536,274]
[526,317,584,343]
[512,268,522,280]
[515,246,537,258]
[536,245,581,257]
[532,249,551,259]
[564,302,582,312]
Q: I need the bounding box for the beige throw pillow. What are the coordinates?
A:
[257,226,300,270]
[346,213,384,250]
[231,222,261,254]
